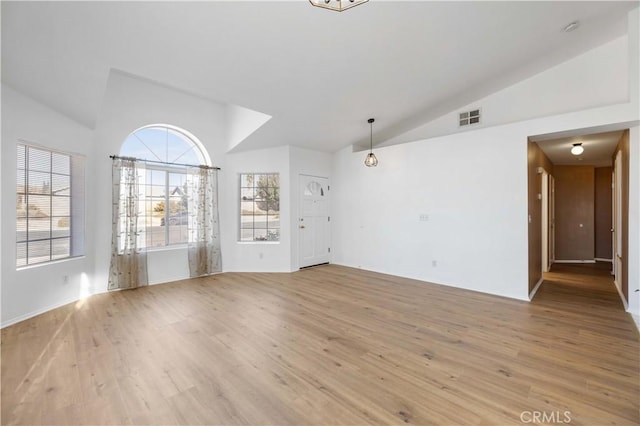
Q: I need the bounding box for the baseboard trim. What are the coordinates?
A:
[613,280,629,310]
[332,262,530,301]
[1,295,83,329]
[529,277,544,300]
[594,258,613,262]
[629,313,640,333]
[554,260,597,264]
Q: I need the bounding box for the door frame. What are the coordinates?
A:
[613,150,623,290]
[548,174,555,268]
[541,170,549,273]
[298,174,331,269]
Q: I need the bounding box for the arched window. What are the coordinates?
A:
[120,124,210,166]
[119,124,211,248]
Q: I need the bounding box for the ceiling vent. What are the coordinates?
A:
[459,109,481,127]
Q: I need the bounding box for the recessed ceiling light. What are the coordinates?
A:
[563,21,580,33]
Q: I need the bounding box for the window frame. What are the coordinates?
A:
[239,173,281,243]
[119,124,210,250]
[120,124,210,166]
[16,143,84,268]
[143,163,190,250]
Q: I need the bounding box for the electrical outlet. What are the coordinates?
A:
[419,214,429,222]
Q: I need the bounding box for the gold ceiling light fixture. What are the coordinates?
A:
[309,0,369,12]
[571,142,584,156]
[364,118,378,167]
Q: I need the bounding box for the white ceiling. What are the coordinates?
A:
[535,130,624,167]
[2,1,637,153]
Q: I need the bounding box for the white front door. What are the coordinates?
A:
[299,175,330,268]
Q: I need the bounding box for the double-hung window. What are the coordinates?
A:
[143,166,190,247]
[16,143,85,267]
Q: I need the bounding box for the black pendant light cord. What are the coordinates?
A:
[364,117,378,167]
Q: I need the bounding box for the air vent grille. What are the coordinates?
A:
[459,109,480,127]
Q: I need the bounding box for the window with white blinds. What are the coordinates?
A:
[16,144,85,267]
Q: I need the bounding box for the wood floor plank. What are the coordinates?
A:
[2,262,638,425]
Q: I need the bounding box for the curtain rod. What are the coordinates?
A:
[109,155,220,170]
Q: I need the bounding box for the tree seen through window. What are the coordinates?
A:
[240,173,280,241]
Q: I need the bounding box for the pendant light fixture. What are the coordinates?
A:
[571,142,584,156]
[364,118,378,167]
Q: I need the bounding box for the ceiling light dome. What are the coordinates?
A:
[571,143,584,156]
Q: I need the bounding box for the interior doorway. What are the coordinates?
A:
[299,174,331,268]
[528,128,628,309]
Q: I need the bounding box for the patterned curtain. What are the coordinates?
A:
[187,166,222,277]
[108,158,148,290]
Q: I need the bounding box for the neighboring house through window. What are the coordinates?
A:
[119,124,210,248]
[16,144,85,267]
[240,173,280,242]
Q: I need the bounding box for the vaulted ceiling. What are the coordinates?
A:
[2,1,636,153]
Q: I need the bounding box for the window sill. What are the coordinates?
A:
[16,255,86,271]
[147,244,188,253]
[237,241,280,245]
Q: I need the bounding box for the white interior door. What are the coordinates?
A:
[299,175,330,268]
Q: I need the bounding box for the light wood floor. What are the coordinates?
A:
[2,264,638,425]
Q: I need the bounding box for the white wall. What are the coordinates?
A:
[221,145,292,272]
[333,126,530,300]
[92,70,227,292]
[629,8,639,107]
[332,99,639,301]
[225,104,271,152]
[1,85,95,326]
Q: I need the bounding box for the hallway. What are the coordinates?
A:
[533,262,636,336]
